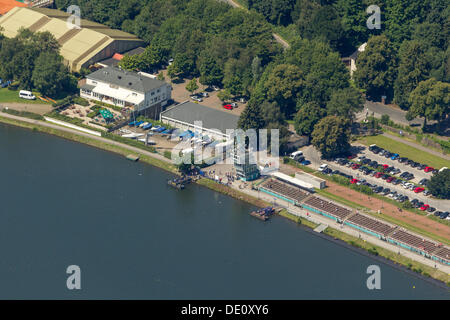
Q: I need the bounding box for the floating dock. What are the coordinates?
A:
[249,207,275,221]
[126,154,140,162]
[167,176,192,190]
[313,224,328,233]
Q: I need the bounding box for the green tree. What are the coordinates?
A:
[311,115,352,159]
[264,63,304,117]
[354,35,398,101]
[118,54,143,71]
[427,169,450,199]
[31,51,70,97]
[186,78,199,93]
[406,78,450,126]
[238,100,265,131]
[326,86,364,118]
[380,114,390,125]
[198,53,223,86]
[394,40,430,110]
[294,102,327,138]
[217,89,231,102]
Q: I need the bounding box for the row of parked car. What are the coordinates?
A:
[190,92,209,102]
[319,164,412,202]
[335,154,436,196]
[369,144,438,174]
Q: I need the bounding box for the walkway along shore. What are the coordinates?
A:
[0,112,448,285]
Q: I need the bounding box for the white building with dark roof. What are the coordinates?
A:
[80,66,171,119]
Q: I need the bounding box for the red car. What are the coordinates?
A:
[374,172,383,178]
[424,166,434,173]
[386,176,394,183]
[414,187,425,193]
[350,179,359,184]
[347,154,356,159]
[420,204,429,211]
[223,104,233,110]
[351,164,360,170]
[382,164,389,170]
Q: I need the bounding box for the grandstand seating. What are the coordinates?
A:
[389,229,438,253]
[346,213,395,236]
[260,179,309,203]
[303,196,352,220]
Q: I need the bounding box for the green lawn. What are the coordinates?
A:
[359,135,450,169]
[0,88,48,104]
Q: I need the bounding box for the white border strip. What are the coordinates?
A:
[44,117,102,136]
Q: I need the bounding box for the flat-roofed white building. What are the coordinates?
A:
[295,172,326,189]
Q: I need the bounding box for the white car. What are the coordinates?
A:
[318,164,328,172]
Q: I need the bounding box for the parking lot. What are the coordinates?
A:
[159,69,245,116]
[301,145,450,215]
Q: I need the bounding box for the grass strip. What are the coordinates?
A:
[358,135,449,169]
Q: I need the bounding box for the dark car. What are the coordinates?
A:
[434,211,443,217]
[382,188,390,195]
[439,212,449,219]
[400,172,408,178]
[374,186,383,193]
[384,152,393,158]
[419,178,429,186]
[369,161,378,168]
[397,157,407,163]
[427,207,436,213]
[410,162,419,168]
[418,164,427,170]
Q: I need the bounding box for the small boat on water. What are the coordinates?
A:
[249,207,275,221]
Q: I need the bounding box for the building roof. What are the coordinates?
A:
[0,7,143,71]
[87,67,166,94]
[0,0,28,16]
[97,47,145,68]
[161,101,239,135]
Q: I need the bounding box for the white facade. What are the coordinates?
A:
[80,75,171,112]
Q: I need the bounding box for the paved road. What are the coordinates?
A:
[357,100,423,126]
[217,0,290,49]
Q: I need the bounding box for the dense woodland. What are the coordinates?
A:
[1,0,448,157]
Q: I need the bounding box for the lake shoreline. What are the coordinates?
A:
[0,115,448,287]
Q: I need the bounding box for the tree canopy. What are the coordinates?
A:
[427,169,450,199]
[311,116,352,159]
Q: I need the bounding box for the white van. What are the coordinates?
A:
[19,90,36,100]
[289,150,303,161]
[318,164,328,172]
